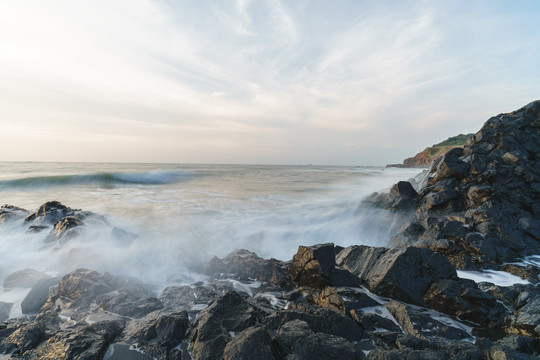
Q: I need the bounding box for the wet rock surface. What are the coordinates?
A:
[381,100,540,271]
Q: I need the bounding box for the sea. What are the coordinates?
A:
[0,162,423,292]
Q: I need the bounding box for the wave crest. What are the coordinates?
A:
[0,170,192,190]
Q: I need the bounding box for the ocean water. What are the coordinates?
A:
[0,162,422,290]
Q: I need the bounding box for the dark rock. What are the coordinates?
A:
[263,307,363,342]
[290,243,335,288]
[45,216,84,242]
[159,284,218,313]
[189,291,271,360]
[223,326,277,360]
[383,301,471,340]
[512,293,540,338]
[204,249,291,288]
[26,225,50,233]
[336,245,456,305]
[122,310,189,358]
[24,201,74,225]
[385,100,540,268]
[29,320,123,360]
[3,268,49,288]
[423,279,507,336]
[21,277,60,314]
[275,319,363,360]
[0,205,29,224]
[0,322,47,355]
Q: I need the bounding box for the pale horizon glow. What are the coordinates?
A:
[1,0,539,165]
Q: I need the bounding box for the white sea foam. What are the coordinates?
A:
[457,270,529,287]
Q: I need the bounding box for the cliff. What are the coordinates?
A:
[389,133,474,168]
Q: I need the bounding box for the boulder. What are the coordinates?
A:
[45,216,84,243]
[21,277,60,314]
[0,205,29,224]
[204,249,291,288]
[383,301,471,340]
[189,291,270,360]
[24,201,74,225]
[28,320,123,360]
[336,245,456,305]
[222,326,277,360]
[275,319,364,360]
[122,310,189,358]
[290,243,360,289]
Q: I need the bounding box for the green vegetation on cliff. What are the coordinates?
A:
[390,133,474,168]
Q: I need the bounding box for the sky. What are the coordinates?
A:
[1,0,539,165]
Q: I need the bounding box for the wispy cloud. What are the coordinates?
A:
[1,0,539,164]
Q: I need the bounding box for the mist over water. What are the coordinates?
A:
[0,162,422,290]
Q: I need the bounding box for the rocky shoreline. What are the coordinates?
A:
[0,100,539,359]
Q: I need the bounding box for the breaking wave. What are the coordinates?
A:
[0,170,193,190]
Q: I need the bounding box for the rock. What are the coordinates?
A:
[290,243,335,288]
[0,322,47,355]
[159,284,218,313]
[29,320,123,360]
[0,302,12,322]
[512,294,540,338]
[275,319,363,360]
[336,245,456,305]
[502,152,519,165]
[45,216,84,242]
[0,205,29,224]
[383,301,471,340]
[223,326,277,360]
[189,291,270,360]
[122,310,189,358]
[3,268,49,289]
[385,100,540,268]
[46,269,160,322]
[24,201,74,225]
[204,249,291,288]
[263,307,363,342]
[423,279,507,336]
[312,287,346,313]
[21,277,60,314]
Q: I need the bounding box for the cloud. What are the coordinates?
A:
[0,0,539,164]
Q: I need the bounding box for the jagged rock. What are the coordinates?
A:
[336,245,456,305]
[382,101,540,268]
[275,319,364,360]
[0,322,47,355]
[122,310,189,358]
[423,279,507,336]
[45,216,84,243]
[512,294,540,338]
[159,284,218,313]
[383,301,470,340]
[222,326,277,360]
[21,277,60,314]
[2,268,49,288]
[204,249,291,288]
[189,291,271,360]
[24,201,74,225]
[42,269,160,322]
[0,205,29,224]
[28,320,123,360]
[263,307,363,342]
[290,243,335,288]
[311,287,346,313]
[370,334,484,359]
